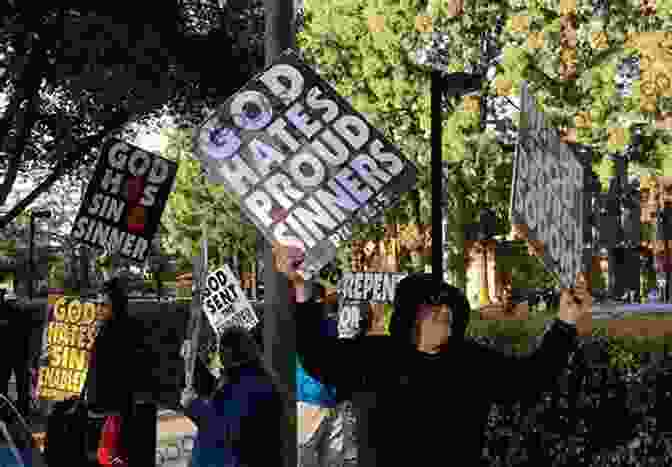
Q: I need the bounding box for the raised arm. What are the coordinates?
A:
[273,241,363,394]
[483,279,590,406]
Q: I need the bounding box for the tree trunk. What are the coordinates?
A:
[0,30,46,208]
[454,183,467,292]
[479,241,491,306]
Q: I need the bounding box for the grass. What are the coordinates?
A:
[466,305,672,357]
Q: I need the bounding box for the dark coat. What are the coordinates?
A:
[296,273,579,467]
[185,362,285,467]
[86,309,152,415]
[0,300,31,357]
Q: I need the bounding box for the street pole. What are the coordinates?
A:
[263,1,296,466]
[607,154,627,300]
[184,165,209,396]
[187,227,207,390]
[431,70,443,286]
[28,215,34,300]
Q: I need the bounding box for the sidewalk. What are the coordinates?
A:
[7,376,197,466]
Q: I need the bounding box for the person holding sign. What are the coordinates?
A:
[273,240,591,467]
[182,326,286,467]
[86,277,154,466]
[297,284,356,467]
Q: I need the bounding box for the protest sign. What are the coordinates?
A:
[510,81,587,289]
[197,265,259,378]
[336,272,407,338]
[194,49,418,279]
[71,138,178,263]
[202,264,259,333]
[36,296,105,400]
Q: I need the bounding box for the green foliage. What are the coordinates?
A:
[299,0,672,285]
[48,257,66,289]
[497,241,558,291]
[0,2,266,229]
[300,0,515,275]
[160,128,257,274]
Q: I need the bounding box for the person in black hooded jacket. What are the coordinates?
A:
[0,293,32,418]
[86,277,154,465]
[272,240,591,467]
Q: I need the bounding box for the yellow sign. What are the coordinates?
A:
[36,296,106,400]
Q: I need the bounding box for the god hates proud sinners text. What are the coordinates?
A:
[202,60,407,252]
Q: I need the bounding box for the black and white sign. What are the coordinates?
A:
[510,81,586,289]
[194,50,417,280]
[71,139,178,263]
[202,265,259,333]
[337,272,407,338]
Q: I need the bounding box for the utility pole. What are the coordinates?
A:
[606,125,644,302]
[263,1,296,466]
[431,70,443,286]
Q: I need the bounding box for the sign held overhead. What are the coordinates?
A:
[194,50,417,279]
[70,139,178,263]
[510,81,587,289]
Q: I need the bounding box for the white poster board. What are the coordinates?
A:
[336,272,407,338]
[202,265,259,333]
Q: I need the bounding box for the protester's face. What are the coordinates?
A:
[414,304,452,354]
[98,293,113,321]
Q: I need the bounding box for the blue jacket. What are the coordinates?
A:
[187,364,283,467]
[297,316,338,407]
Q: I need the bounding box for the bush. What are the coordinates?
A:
[478,336,672,466]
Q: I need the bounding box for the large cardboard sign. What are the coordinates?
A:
[510,81,586,289]
[194,50,417,279]
[202,265,259,333]
[36,296,105,400]
[71,139,178,263]
[337,272,407,338]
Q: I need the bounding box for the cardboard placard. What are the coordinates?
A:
[510,81,586,289]
[336,272,407,338]
[36,296,105,400]
[202,265,259,334]
[71,139,178,263]
[194,50,417,279]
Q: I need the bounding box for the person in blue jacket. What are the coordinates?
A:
[183,326,286,467]
[297,283,358,467]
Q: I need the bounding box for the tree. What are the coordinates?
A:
[298,0,519,289]
[298,0,672,297]
[160,127,257,276]
[0,1,266,228]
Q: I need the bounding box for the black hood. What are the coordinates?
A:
[102,277,129,321]
[389,273,471,347]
